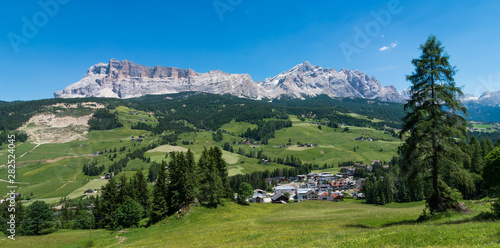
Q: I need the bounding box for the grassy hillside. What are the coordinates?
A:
[0,106,158,201]
[4,111,401,201]
[2,200,498,247]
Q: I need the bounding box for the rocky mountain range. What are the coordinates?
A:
[463,91,500,107]
[54,59,409,103]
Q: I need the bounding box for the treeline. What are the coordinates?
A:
[148,147,232,224]
[272,95,405,125]
[469,130,500,145]
[126,93,284,132]
[82,160,105,176]
[107,142,161,175]
[131,122,153,131]
[363,137,500,205]
[88,109,123,131]
[362,161,425,205]
[241,120,292,144]
[229,164,313,192]
[152,119,197,135]
[0,130,28,145]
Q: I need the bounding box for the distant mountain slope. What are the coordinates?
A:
[261,62,402,102]
[54,59,406,102]
[473,91,500,107]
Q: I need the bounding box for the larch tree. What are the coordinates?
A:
[399,35,468,213]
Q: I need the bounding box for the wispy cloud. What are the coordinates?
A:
[379,41,398,51]
[379,46,389,51]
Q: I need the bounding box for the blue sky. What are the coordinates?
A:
[1,0,499,101]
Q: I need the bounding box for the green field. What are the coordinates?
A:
[0,106,158,201]
[1,107,402,203]
[214,116,401,167]
[220,120,258,136]
[472,123,499,133]
[2,200,498,247]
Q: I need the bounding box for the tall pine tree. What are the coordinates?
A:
[209,147,232,199]
[100,178,120,229]
[133,169,150,215]
[150,161,168,224]
[167,151,197,215]
[399,35,468,213]
[198,148,224,207]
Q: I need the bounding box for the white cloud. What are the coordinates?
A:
[379,41,398,51]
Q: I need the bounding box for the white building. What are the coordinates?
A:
[274,186,296,195]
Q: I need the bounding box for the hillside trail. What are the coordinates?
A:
[0,143,40,169]
[57,171,82,191]
[20,144,41,159]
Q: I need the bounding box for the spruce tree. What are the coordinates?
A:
[134,169,150,215]
[209,147,232,199]
[22,201,54,235]
[399,35,468,213]
[481,138,494,158]
[150,161,168,224]
[469,136,484,174]
[117,197,143,228]
[93,196,103,228]
[167,152,193,214]
[198,148,223,207]
[101,178,120,229]
[118,175,133,204]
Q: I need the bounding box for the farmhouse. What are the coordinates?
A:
[84,189,94,195]
[271,193,289,204]
[332,193,344,202]
[249,193,265,203]
[319,192,334,201]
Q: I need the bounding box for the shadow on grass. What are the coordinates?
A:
[381,219,420,227]
[434,211,499,226]
[344,211,499,230]
[343,224,375,229]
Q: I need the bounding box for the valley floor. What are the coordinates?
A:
[2,200,498,247]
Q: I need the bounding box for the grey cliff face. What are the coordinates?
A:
[54,59,405,103]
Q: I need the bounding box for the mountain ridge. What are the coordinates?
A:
[54,59,406,102]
